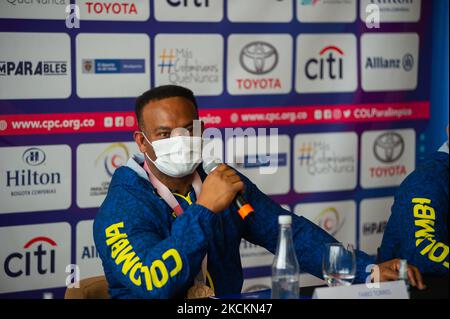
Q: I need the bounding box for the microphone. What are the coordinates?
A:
[202,159,254,220]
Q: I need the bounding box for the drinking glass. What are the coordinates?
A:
[322,243,356,287]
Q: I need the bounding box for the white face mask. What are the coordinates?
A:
[141,132,202,178]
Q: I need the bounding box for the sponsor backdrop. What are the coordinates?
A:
[0,0,445,298]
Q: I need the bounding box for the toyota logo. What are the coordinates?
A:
[373,132,405,163]
[240,42,278,75]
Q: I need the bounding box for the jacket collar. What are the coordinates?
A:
[126,153,150,181]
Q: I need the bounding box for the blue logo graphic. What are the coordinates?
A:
[82,59,145,74]
[243,153,287,168]
[22,148,46,166]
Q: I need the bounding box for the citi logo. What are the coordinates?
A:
[167,0,210,7]
[305,46,344,80]
[4,237,57,278]
[0,61,67,76]
[85,1,138,15]
[22,148,46,166]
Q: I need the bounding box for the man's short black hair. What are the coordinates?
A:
[135,85,198,128]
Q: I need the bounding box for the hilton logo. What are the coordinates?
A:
[22,148,46,166]
[6,148,60,188]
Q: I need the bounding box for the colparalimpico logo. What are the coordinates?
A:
[240,42,278,75]
[22,148,46,166]
[95,143,130,177]
[373,132,405,163]
[314,207,345,236]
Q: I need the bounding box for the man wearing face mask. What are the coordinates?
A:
[93,85,425,299]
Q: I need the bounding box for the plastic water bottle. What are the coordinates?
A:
[271,215,300,299]
[398,259,410,298]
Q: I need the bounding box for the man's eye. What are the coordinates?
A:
[159,132,170,137]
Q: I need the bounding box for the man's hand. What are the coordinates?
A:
[197,164,244,214]
[373,258,426,290]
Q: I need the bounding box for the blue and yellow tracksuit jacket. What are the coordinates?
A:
[379,147,449,275]
[94,154,376,299]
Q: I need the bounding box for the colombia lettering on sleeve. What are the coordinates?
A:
[105,222,183,290]
[413,198,449,269]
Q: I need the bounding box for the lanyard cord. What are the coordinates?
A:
[143,160,209,287]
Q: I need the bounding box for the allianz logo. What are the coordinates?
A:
[365,54,414,72]
[80,245,100,260]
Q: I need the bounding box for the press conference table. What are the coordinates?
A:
[217,275,449,299]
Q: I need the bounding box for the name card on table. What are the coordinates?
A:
[312,281,409,299]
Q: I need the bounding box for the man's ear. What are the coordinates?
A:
[133,131,146,153]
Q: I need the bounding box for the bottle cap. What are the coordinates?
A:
[278,215,292,225]
[399,259,408,279]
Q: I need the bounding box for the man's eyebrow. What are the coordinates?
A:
[154,126,172,132]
